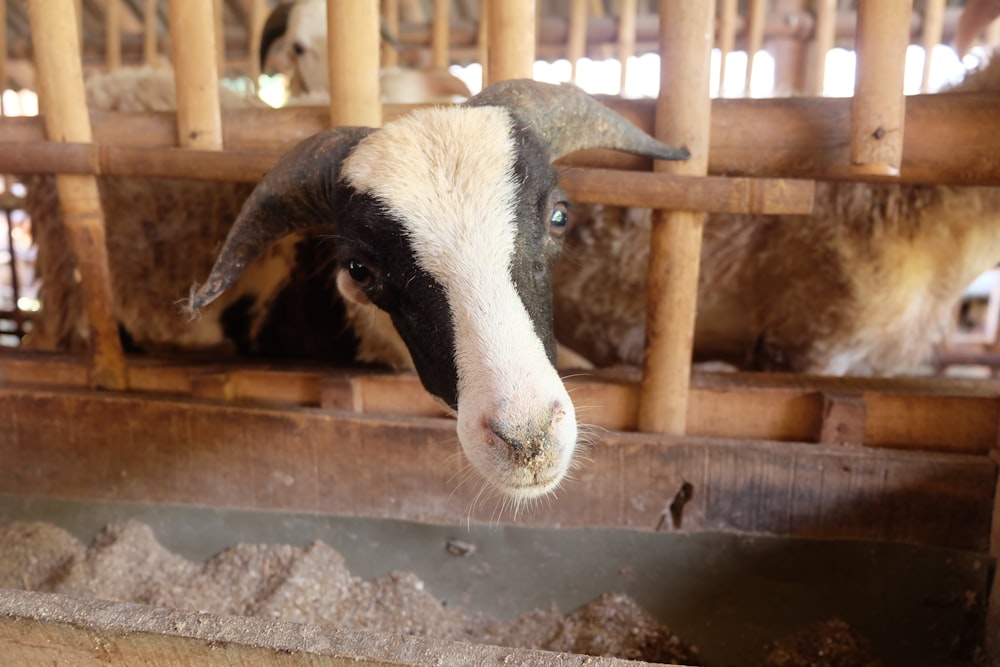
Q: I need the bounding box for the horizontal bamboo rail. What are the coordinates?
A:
[2,91,996,185]
[2,352,999,457]
[0,140,815,215]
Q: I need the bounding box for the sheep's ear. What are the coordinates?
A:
[188,126,374,312]
[466,79,689,163]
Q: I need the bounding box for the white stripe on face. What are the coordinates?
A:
[341,105,577,498]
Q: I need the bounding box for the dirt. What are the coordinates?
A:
[0,519,895,666]
[0,520,701,664]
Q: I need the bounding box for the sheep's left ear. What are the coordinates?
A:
[188,126,375,312]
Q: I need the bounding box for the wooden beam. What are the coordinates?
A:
[382,0,400,69]
[616,0,636,93]
[743,0,767,96]
[0,382,992,550]
[920,0,947,92]
[807,0,837,95]
[27,0,127,391]
[168,0,223,150]
[715,0,738,96]
[850,0,912,177]
[0,141,815,214]
[567,0,588,82]
[0,589,649,667]
[327,0,382,128]
[4,353,1000,456]
[3,91,1000,185]
[639,0,713,436]
[486,0,534,84]
[104,0,121,71]
[430,0,449,68]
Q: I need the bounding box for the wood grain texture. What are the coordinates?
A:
[0,383,992,551]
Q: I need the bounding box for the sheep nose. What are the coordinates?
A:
[486,403,565,464]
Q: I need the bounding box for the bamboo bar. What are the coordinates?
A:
[4,91,1000,185]
[921,0,946,92]
[478,0,489,88]
[617,0,637,93]
[213,0,225,76]
[808,0,836,95]
[105,0,121,71]
[382,0,400,69]
[27,0,127,390]
[143,0,158,66]
[770,0,807,95]
[0,140,815,215]
[850,0,912,177]
[568,0,588,82]
[168,0,223,150]
[743,0,767,96]
[247,0,266,80]
[0,0,7,97]
[716,0,737,96]
[327,0,382,127]
[486,0,535,84]
[638,0,713,436]
[431,0,449,69]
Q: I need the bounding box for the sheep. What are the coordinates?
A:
[261,0,472,104]
[551,55,1000,376]
[186,78,689,499]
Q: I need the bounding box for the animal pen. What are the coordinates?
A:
[1,0,1000,665]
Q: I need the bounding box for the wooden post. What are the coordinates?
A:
[327,0,382,128]
[850,0,912,177]
[617,0,637,94]
[807,0,836,95]
[431,0,449,69]
[144,0,158,67]
[382,0,400,69]
[743,0,767,96]
[247,0,267,80]
[27,0,127,390]
[920,0,946,92]
[105,0,121,71]
[568,0,588,83]
[478,0,489,89]
[486,0,535,84]
[214,0,226,77]
[0,0,7,100]
[638,0,713,436]
[769,0,807,95]
[168,0,223,150]
[716,0,737,97]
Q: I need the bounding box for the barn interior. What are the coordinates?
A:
[2,1,1000,665]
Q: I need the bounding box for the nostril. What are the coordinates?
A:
[487,418,547,462]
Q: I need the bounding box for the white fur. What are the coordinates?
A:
[342,106,577,498]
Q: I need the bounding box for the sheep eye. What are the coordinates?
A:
[347,260,374,287]
[549,203,569,237]
[291,41,306,56]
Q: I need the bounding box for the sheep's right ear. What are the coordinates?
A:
[187,126,375,312]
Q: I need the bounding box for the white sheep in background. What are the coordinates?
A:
[552,55,1000,375]
[261,0,472,104]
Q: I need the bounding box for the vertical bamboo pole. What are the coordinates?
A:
[716,0,737,97]
[248,0,267,80]
[808,0,836,95]
[28,0,127,390]
[144,0,159,67]
[327,0,382,128]
[769,0,807,95]
[105,0,122,71]
[168,0,223,150]
[431,0,449,68]
[478,0,490,89]
[743,0,766,97]
[989,16,1000,47]
[920,0,946,92]
[850,0,912,177]
[0,0,7,101]
[75,0,83,43]
[486,0,535,84]
[638,0,712,435]
[214,0,225,77]
[567,0,587,83]
[382,0,400,69]
[617,0,636,94]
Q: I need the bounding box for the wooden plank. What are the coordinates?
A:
[3,353,1000,454]
[818,392,867,446]
[0,140,814,215]
[4,92,1000,184]
[0,384,992,551]
[0,589,657,667]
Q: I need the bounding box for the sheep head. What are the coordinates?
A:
[189,79,688,501]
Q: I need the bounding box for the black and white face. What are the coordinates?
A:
[336,105,578,500]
